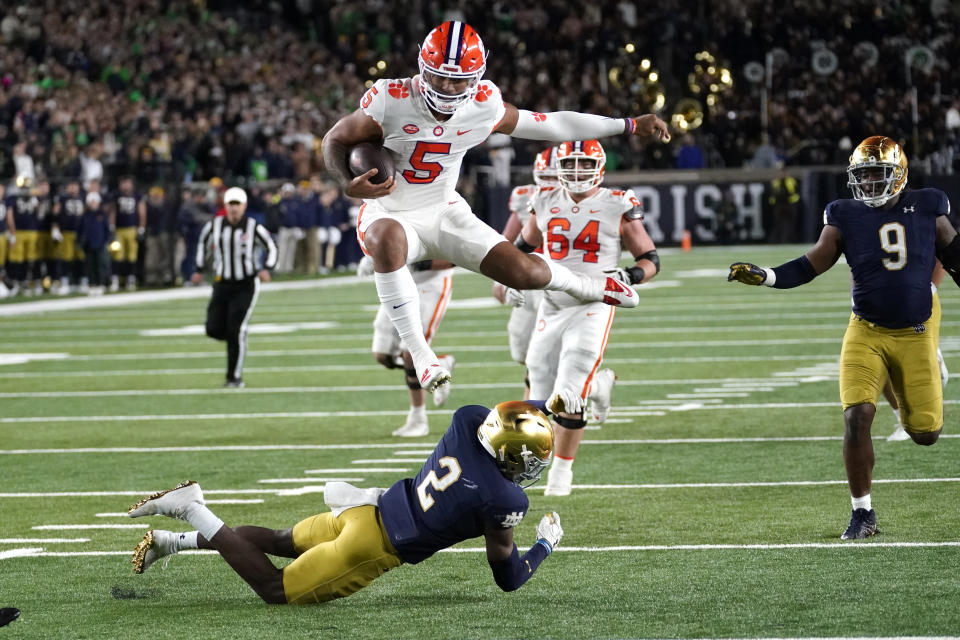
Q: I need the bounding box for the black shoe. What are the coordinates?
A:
[224,379,245,389]
[0,608,21,627]
[841,508,877,540]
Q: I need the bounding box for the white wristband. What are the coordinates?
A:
[762,268,776,287]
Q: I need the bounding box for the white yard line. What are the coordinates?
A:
[3,432,959,455]
[3,544,960,564]
[4,400,959,424]
[303,468,410,473]
[3,477,959,500]
[0,276,371,318]
[0,538,90,543]
[32,524,147,530]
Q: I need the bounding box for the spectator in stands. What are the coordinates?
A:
[676,134,705,169]
[178,189,212,286]
[295,180,319,274]
[144,186,176,287]
[77,191,110,296]
[275,183,300,274]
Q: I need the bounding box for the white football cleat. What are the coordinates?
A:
[938,347,948,388]
[132,529,180,574]
[601,276,638,308]
[417,361,451,393]
[543,466,573,497]
[432,355,456,407]
[109,276,120,293]
[887,425,910,442]
[392,416,429,438]
[588,368,617,424]
[128,481,204,519]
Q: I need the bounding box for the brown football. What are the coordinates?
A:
[348,142,396,185]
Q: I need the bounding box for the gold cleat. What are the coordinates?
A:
[127,480,203,518]
[131,530,155,574]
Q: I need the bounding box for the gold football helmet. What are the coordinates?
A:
[847,136,908,207]
[478,401,554,487]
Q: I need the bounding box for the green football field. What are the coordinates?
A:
[1,245,958,640]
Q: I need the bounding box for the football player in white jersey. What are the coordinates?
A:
[360,255,457,437]
[322,21,669,395]
[517,140,661,496]
[493,147,557,399]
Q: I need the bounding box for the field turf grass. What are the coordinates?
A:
[1,244,958,639]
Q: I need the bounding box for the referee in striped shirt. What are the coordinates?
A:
[191,187,278,388]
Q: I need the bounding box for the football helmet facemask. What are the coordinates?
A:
[418,21,488,115]
[478,401,554,488]
[533,147,560,186]
[557,140,606,193]
[847,135,908,208]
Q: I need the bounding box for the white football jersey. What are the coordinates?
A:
[361,76,507,212]
[508,184,538,226]
[532,185,642,306]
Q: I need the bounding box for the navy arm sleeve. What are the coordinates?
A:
[771,255,818,289]
[488,541,552,592]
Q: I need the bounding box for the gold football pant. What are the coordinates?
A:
[283,506,402,604]
[111,226,139,262]
[9,230,39,262]
[839,294,942,434]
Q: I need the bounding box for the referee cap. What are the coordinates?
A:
[224,187,247,204]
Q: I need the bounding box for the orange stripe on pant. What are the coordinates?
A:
[424,275,452,343]
[580,306,616,398]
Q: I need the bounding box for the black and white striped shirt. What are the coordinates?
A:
[197,216,278,281]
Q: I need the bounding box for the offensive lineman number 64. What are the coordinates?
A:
[417,456,462,511]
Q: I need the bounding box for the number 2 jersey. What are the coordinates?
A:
[360,76,506,212]
[824,188,950,329]
[532,185,642,307]
[377,405,529,564]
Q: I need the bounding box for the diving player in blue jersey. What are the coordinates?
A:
[125,393,581,604]
[728,136,960,541]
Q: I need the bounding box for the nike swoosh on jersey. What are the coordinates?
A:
[589,209,601,213]
[457,129,472,135]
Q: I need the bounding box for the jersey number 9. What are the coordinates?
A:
[879,222,907,271]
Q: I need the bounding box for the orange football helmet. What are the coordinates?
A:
[417,21,488,114]
[556,140,606,193]
[847,135,908,207]
[532,147,559,186]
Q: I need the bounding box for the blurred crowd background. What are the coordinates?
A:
[1,0,958,294]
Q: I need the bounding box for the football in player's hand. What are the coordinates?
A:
[348,143,396,185]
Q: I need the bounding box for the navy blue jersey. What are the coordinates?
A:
[36,196,53,232]
[113,192,142,228]
[825,188,950,329]
[378,405,529,564]
[58,194,86,232]
[8,195,40,231]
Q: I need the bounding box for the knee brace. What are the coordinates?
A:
[554,415,586,429]
[404,367,420,390]
[374,353,401,370]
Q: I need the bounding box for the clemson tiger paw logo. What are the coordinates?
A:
[532,112,547,122]
[388,82,410,99]
[474,84,494,103]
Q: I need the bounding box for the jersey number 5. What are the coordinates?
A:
[403,142,451,184]
[417,456,462,512]
[879,222,907,271]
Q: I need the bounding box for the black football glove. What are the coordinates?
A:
[727,262,769,286]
